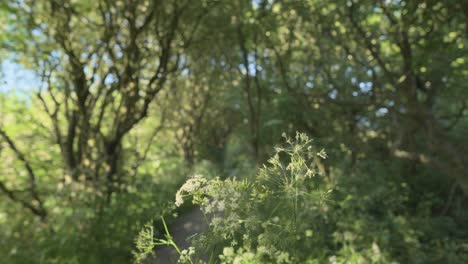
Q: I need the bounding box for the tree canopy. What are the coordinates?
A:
[0,0,467,263]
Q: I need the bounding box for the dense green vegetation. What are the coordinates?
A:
[1,0,467,263]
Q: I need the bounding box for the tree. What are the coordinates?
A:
[3,0,214,206]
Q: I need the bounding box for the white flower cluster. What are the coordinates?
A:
[177,247,195,264]
[201,184,242,214]
[219,246,292,264]
[175,174,207,207]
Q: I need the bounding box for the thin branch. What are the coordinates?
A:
[0,129,47,220]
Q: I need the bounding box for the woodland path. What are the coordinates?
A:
[153,207,208,263]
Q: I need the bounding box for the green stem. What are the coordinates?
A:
[160,216,194,264]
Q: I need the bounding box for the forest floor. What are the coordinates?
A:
[153,207,207,263]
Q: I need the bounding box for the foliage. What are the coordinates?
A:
[166,133,467,263]
[0,0,467,263]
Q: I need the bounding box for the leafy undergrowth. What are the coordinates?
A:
[136,133,468,264]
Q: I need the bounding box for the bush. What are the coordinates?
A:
[149,133,468,264]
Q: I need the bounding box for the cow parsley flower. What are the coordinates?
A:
[175,174,207,207]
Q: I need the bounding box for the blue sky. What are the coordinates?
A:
[0,59,38,96]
